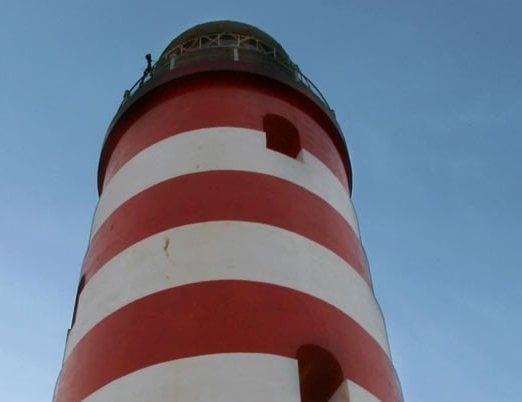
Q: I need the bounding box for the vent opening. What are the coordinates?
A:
[263,114,301,158]
[297,344,344,402]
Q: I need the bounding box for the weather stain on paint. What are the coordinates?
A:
[163,237,170,257]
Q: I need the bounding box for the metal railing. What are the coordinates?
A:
[121,32,333,112]
[163,32,293,67]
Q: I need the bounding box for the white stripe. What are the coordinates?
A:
[329,380,382,402]
[91,127,359,239]
[66,222,389,359]
[83,353,300,402]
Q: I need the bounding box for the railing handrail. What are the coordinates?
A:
[121,33,333,112]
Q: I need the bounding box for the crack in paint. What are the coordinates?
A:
[163,237,170,257]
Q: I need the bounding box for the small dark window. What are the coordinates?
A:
[263,114,301,158]
[297,344,344,402]
[219,33,237,47]
[259,42,272,54]
[241,38,258,49]
[71,275,86,327]
[200,37,211,47]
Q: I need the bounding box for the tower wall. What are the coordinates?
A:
[55,21,402,402]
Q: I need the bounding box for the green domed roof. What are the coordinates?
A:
[159,20,293,65]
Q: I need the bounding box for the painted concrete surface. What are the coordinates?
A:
[59,281,399,402]
[329,380,382,402]
[99,82,350,191]
[84,353,300,402]
[91,127,359,239]
[347,380,383,402]
[82,170,370,286]
[66,222,389,359]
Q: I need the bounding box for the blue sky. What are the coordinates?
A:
[1,1,520,401]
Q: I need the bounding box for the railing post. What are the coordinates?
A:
[119,36,333,112]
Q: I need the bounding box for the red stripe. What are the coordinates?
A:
[100,81,349,191]
[56,281,401,402]
[83,171,369,285]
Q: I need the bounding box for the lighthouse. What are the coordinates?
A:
[54,21,402,402]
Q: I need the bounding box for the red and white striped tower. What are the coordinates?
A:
[55,21,402,402]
